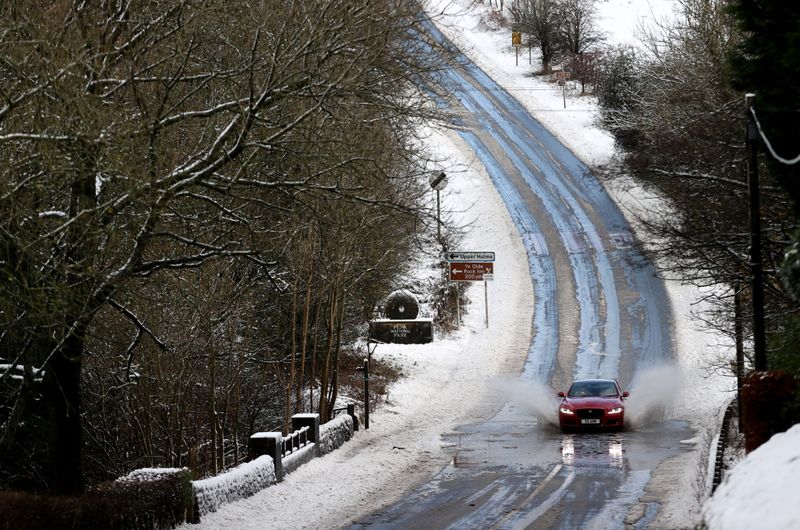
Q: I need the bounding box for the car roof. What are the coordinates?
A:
[571,378,617,384]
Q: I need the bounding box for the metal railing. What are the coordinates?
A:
[712,400,737,493]
[280,425,310,457]
[332,403,355,418]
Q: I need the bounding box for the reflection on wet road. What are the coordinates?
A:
[351,403,690,530]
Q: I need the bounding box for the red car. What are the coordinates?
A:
[557,379,629,431]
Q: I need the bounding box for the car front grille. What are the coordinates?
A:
[576,408,604,419]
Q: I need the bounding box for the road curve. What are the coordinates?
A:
[349,23,686,530]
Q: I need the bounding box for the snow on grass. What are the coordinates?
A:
[595,0,678,46]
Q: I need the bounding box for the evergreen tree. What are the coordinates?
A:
[729,0,800,202]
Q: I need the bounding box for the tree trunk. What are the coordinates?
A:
[210,347,218,474]
[318,287,338,422]
[310,301,321,411]
[296,267,313,412]
[325,289,346,421]
[43,333,85,494]
[285,287,298,433]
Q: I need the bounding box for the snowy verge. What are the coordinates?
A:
[192,456,277,517]
[318,414,354,456]
[702,424,800,530]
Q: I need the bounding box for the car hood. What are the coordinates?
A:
[562,396,623,408]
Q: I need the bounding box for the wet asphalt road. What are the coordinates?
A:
[351,404,690,529]
[349,24,689,529]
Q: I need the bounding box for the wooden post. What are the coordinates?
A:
[347,402,359,431]
[292,413,320,445]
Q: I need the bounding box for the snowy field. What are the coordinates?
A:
[181,1,784,528]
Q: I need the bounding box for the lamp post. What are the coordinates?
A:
[429,171,448,242]
[356,358,370,430]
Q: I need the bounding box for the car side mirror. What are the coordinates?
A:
[557,391,566,397]
[622,391,630,398]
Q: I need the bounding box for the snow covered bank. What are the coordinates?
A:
[193,456,276,517]
[318,414,353,456]
[702,424,800,530]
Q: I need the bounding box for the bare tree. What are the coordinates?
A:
[595,0,797,368]
[510,0,561,73]
[558,0,603,94]
[0,0,445,492]
[558,0,603,56]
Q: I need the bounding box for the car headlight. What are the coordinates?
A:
[608,407,623,415]
[559,406,574,415]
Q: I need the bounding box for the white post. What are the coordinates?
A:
[456,283,461,326]
[484,281,489,328]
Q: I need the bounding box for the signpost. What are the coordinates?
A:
[511,23,523,66]
[555,71,570,109]
[446,251,495,328]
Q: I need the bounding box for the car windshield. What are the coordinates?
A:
[568,381,618,398]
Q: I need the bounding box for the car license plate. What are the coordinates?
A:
[581,419,601,425]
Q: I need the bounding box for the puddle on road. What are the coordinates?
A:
[441,417,692,474]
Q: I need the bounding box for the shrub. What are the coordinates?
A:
[0,491,118,530]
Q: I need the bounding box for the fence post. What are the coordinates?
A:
[292,413,320,456]
[347,403,359,431]
[249,432,284,482]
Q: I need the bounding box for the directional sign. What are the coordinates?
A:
[446,251,495,262]
[555,71,571,80]
[449,262,494,282]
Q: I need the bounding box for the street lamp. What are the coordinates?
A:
[429,171,448,241]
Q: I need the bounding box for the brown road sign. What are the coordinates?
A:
[555,71,571,80]
[449,262,494,282]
